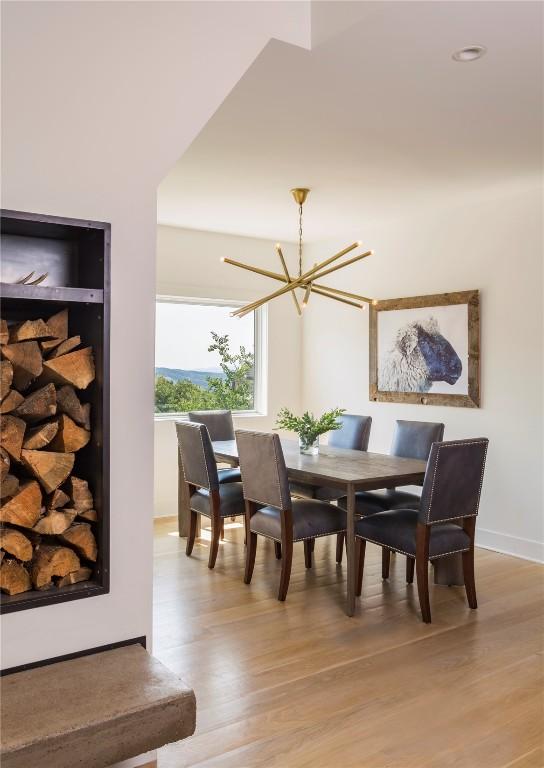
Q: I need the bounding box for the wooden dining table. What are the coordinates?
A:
[212,438,427,617]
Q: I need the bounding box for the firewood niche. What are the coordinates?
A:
[0,309,99,597]
[0,209,110,613]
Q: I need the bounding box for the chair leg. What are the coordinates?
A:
[278,537,293,601]
[185,510,197,556]
[336,532,345,564]
[406,557,415,584]
[304,540,313,569]
[208,515,221,569]
[382,548,391,579]
[244,532,258,584]
[310,538,315,552]
[220,520,225,540]
[462,549,478,609]
[355,537,366,596]
[416,523,431,623]
[274,541,282,559]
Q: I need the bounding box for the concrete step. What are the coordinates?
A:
[1,644,196,768]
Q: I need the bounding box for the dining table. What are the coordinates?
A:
[211,438,427,617]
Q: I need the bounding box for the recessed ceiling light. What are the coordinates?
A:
[452,45,487,62]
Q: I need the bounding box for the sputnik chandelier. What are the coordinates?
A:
[221,188,375,318]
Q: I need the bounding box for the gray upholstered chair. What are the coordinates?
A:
[290,414,372,501]
[176,421,246,569]
[355,437,488,622]
[236,430,347,601]
[188,410,241,484]
[337,420,445,565]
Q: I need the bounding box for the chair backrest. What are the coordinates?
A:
[235,430,291,510]
[175,421,219,491]
[418,438,489,525]
[188,410,235,442]
[391,420,445,461]
[328,414,372,451]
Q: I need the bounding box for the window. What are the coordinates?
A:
[154,296,266,417]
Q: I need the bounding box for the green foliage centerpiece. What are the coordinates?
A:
[275,407,345,455]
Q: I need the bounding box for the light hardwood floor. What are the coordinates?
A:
[154,516,544,768]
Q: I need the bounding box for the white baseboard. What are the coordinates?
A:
[476,527,544,564]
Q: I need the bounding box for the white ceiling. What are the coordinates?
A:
[157,1,542,242]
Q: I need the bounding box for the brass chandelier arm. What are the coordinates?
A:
[275,245,301,316]
[221,258,373,304]
[311,286,363,309]
[308,250,373,282]
[232,242,363,317]
[234,248,372,317]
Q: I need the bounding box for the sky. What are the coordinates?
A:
[155,301,254,370]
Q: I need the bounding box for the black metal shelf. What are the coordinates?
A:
[0,283,104,304]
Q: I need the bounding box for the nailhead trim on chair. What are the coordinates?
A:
[355,534,470,560]
[425,439,489,524]
[179,422,215,490]
[250,527,347,543]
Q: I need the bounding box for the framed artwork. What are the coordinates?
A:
[369,290,480,408]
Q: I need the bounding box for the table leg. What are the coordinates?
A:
[346,483,356,617]
[433,553,464,586]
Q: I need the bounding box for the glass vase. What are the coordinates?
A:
[299,436,319,455]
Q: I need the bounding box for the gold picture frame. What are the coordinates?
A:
[369,290,480,408]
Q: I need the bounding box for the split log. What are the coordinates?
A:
[40,309,69,353]
[9,319,53,343]
[76,509,97,522]
[48,488,70,509]
[40,347,95,390]
[33,509,77,535]
[47,336,81,359]
[55,566,92,588]
[0,528,33,561]
[21,449,75,493]
[65,476,93,511]
[1,559,31,595]
[14,383,57,423]
[49,414,90,453]
[0,481,42,528]
[1,474,19,499]
[59,523,97,562]
[0,414,26,460]
[0,447,9,480]
[23,421,59,450]
[31,545,80,590]
[1,341,43,391]
[0,389,25,414]
[0,360,13,399]
[56,385,90,430]
[0,320,8,346]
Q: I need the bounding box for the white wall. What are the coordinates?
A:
[1,1,310,670]
[302,180,543,562]
[154,225,302,518]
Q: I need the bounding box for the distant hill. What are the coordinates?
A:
[155,367,225,389]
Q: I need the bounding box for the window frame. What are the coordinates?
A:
[154,294,268,420]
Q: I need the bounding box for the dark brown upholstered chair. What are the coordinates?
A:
[337,420,444,565]
[176,421,246,569]
[188,410,241,484]
[355,437,489,622]
[236,430,347,601]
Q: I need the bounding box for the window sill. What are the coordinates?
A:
[154,410,266,423]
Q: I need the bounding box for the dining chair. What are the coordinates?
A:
[236,429,347,601]
[355,437,489,622]
[188,410,242,484]
[176,421,246,569]
[337,420,444,566]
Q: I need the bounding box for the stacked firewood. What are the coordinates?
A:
[0,309,98,596]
